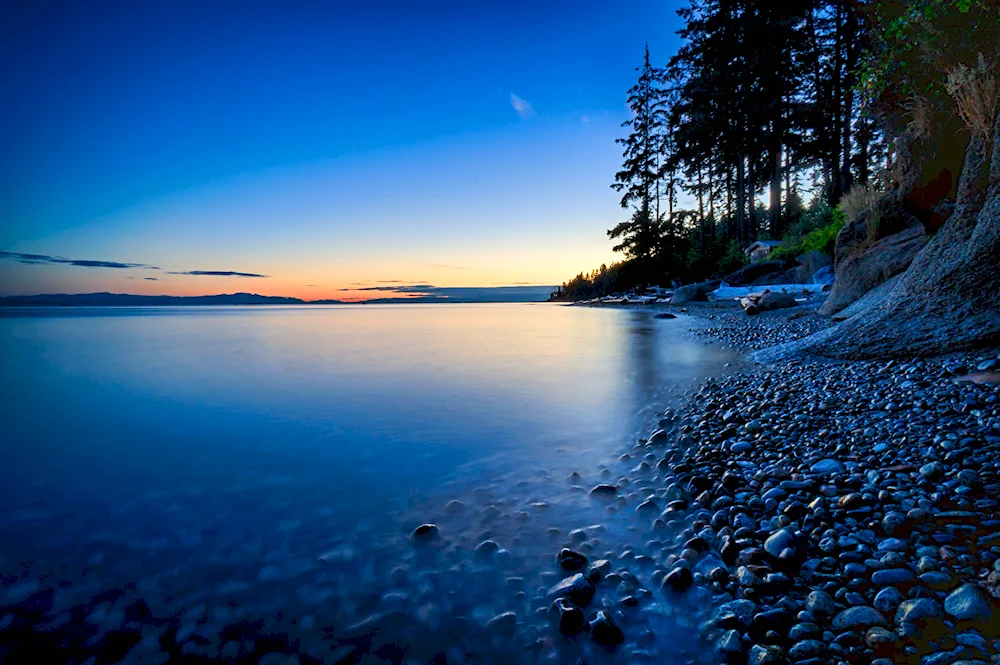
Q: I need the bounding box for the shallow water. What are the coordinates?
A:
[0,304,734,663]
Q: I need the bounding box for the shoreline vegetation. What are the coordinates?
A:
[554,0,1000,359]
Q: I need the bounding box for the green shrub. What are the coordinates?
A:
[770,208,845,263]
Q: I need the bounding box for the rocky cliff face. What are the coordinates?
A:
[770,110,1000,360]
[818,197,926,315]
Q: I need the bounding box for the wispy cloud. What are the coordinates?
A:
[144,277,158,281]
[1,250,268,280]
[0,251,158,270]
[337,284,556,302]
[510,92,535,118]
[341,284,436,292]
[166,270,268,278]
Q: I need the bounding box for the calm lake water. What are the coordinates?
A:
[0,304,734,663]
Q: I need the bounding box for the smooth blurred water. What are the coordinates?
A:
[0,304,734,661]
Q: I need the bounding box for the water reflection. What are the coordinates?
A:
[0,304,735,663]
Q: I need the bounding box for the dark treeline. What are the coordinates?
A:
[555,0,951,301]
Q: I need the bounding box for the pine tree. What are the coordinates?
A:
[610,46,668,282]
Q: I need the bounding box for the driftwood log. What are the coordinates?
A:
[740,290,798,315]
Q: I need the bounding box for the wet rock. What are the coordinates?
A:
[717,629,742,657]
[737,566,763,588]
[550,598,584,635]
[410,524,439,543]
[716,599,758,631]
[590,484,618,498]
[475,540,500,557]
[485,612,517,635]
[548,574,595,607]
[662,567,693,593]
[589,611,624,648]
[556,548,588,572]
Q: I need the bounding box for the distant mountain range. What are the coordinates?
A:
[0,287,556,307]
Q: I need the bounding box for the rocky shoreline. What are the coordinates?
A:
[2,303,998,665]
[657,303,1000,665]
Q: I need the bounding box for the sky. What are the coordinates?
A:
[0,0,684,300]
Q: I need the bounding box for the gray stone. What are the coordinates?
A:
[877,538,908,553]
[747,644,784,665]
[865,627,899,648]
[764,529,796,558]
[788,639,826,660]
[945,584,992,623]
[895,598,943,625]
[810,459,845,475]
[874,587,905,614]
[548,573,595,607]
[410,524,439,542]
[805,590,836,618]
[920,462,945,479]
[485,612,517,634]
[717,629,742,655]
[871,568,914,585]
[832,606,888,630]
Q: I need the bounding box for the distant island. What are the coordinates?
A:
[0,286,557,307]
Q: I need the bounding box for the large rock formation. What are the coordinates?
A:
[671,280,721,304]
[790,111,1000,359]
[819,196,926,315]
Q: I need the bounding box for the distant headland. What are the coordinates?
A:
[0,287,557,307]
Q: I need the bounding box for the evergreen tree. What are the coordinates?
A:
[610,46,668,282]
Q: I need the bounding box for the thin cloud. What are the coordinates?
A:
[144,277,158,281]
[510,92,535,118]
[341,284,436,292]
[166,270,268,278]
[2,249,269,280]
[0,251,158,270]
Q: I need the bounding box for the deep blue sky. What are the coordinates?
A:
[1,0,684,298]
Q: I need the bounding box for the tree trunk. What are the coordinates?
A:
[769,136,782,239]
[785,146,792,213]
[858,115,870,186]
[727,167,735,241]
[737,157,746,244]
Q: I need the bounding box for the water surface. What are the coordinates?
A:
[0,304,733,663]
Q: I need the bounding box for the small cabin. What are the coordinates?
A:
[745,240,781,262]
